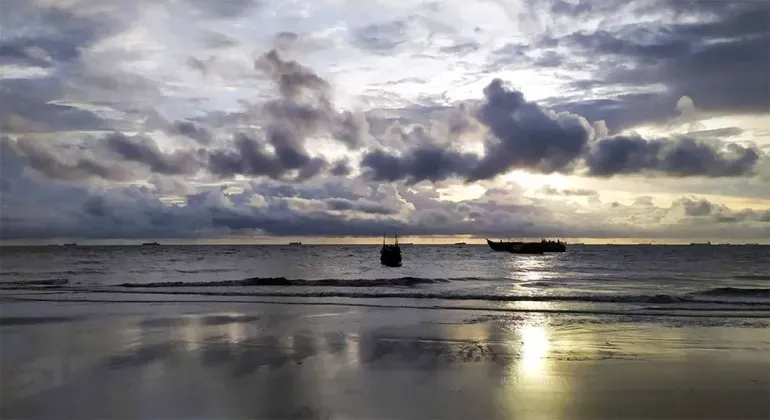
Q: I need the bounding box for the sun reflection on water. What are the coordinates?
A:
[507,256,549,282]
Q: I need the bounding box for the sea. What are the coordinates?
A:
[1,244,768,324]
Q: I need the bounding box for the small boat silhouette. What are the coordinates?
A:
[380,234,402,267]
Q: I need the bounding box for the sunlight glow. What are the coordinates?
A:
[502,170,570,192]
[518,324,550,378]
[437,184,486,202]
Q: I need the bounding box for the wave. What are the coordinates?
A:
[518,281,566,289]
[695,287,770,298]
[90,287,769,306]
[173,268,236,274]
[0,279,69,286]
[118,276,459,288]
[733,275,770,281]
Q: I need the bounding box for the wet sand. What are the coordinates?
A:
[1,299,769,419]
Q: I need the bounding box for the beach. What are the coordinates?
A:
[2,296,769,420]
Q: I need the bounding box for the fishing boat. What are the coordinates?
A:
[380,234,402,267]
[509,243,544,254]
[288,241,302,245]
[141,242,160,246]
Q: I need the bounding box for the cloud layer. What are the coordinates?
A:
[1,0,768,242]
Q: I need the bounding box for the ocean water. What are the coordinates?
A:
[1,244,768,320]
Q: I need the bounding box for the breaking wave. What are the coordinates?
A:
[694,287,770,298]
[173,268,237,274]
[0,279,69,286]
[118,276,460,288]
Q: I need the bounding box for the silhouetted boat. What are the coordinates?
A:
[141,242,160,246]
[288,241,302,245]
[486,238,566,253]
[508,243,544,254]
[380,234,402,267]
[454,242,467,245]
[62,243,78,247]
[689,241,711,246]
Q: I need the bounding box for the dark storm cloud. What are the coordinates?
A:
[330,159,352,177]
[105,133,204,176]
[360,79,763,182]
[206,133,327,182]
[556,2,770,127]
[360,79,593,182]
[170,121,213,144]
[360,147,479,184]
[256,49,330,100]
[680,198,713,217]
[586,135,760,177]
[255,49,370,149]
[324,198,397,215]
[471,79,592,178]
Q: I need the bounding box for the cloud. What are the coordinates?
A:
[539,186,598,197]
[170,120,214,144]
[207,132,327,182]
[2,0,769,242]
[554,2,770,129]
[471,79,593,178]
[7,136,136,181]
[360,80,763,183]
[586,135,760,177]
[324,198,398,215]
[330,159,352,177]
[105,132,204,176]
[361,146,479,184]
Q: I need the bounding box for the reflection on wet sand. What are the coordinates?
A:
[518,324,550,379]
[2,303,769,419]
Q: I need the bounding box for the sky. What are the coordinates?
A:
[1,0,769,244]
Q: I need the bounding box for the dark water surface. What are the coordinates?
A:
[2,244,768,319]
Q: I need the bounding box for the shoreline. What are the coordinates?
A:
[2,299,769,419]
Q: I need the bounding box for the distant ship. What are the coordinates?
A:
[288,241,302,245]
[689,241,711,246]
[454,242,467,246]
[62,243,78,247]
[486,238,566,253]
[141,242,160,246]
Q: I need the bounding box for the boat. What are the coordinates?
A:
[509,243,544,254]
[689,241,711,246]
[288,241,302,245]
[62,243,78,247]
[380,234,402,267]
[486,238,566,253]
[538,239,567,252]
[141,242,160,246]
[454,242,467,246]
